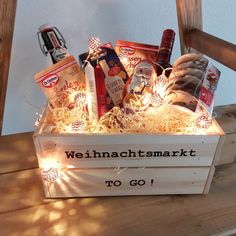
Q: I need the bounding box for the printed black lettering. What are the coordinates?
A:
[84,150,92,158]
[146,151,153,157]
[120,152,127,157]
[171,151,179,157]
[93,150,101,158]
[163,151,170,157]
[64,148,197,160]
[153,151,163,157]
[65,151,75,158]
[189,149,196,156]
[105,181,113,187]
[102,152,110,158]
[113,180,121,187]
[111,152,119,158]
[75,152,83,158]
[128,149,136,158]
[180,149,187,156]
[138,150,145,157]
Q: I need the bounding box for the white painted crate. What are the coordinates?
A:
[33,110,224,198]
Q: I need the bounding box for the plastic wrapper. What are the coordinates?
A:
[79,42,129,110]
[115,40,159,76]
[165,53,220,117]
[34,56,87,110]
[123,60,156,113]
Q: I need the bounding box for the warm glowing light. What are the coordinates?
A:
[40,77,218,135]
[88,37,101,55]
[158,74,169,86]
[41,158,60,182]
[152,93,163,107]
[119,53,129,67]
[195,114,212,129]
[157,86,166,99]
[35,113,42,128]
[42,167,59,182]
[71,120,85,132]
[152,74,169,103]
[74,91,87,108]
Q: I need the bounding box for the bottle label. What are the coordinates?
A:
[98,44,129,108]
[105,75,125,105]
[52,47,70,62]
[47,31,61,48]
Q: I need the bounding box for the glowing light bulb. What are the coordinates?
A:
[152,93,163,107]
[158,74,168,86]
[157,86,166,99]
[35,113,42,128]
[195,114,212,129]
[152,74,169,102]
[41,159,60,183]
[71,120,85,132]
[73,91,88,110]
[42,167,59,183]
[88,37,101,55]
[119,53,129,67]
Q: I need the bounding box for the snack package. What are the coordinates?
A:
[79,42,129,110]
[166,53,220,115]
[123,60,156,112]
[99,42,129,107]
[34,56,87,110]
[115,40,159,76]
[196,62,221,114]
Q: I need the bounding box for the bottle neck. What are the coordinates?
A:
[157,49,171,65]
[158,29,175,65]
[156,50,172,76]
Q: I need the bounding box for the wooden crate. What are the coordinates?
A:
[33,109,224,198]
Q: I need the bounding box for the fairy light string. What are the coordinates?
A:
[35,46,216,136]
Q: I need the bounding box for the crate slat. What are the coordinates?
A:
[43,167,210,198]
[34,132,221,168]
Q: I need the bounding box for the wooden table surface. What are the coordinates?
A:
[1,105,236,236]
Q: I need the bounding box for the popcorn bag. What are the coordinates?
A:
[33,26,224,198]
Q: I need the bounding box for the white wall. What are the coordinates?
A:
[2,0,236,135]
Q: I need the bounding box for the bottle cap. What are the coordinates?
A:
[163,29,175,38]
[39,24,53,32]
[162,29,175,41]
[160,29,176,51]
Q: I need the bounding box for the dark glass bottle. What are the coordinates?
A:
[37,24,70,64]
[156,29,175,77]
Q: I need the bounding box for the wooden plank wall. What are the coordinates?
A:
[0,0,17,135]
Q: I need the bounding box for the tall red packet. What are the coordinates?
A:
[34,56,87,110]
